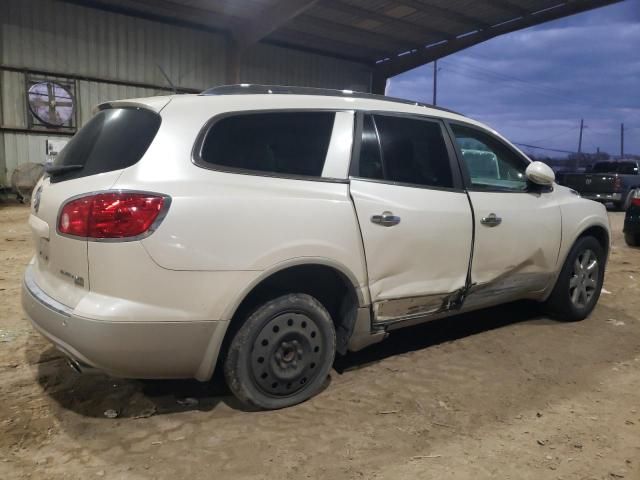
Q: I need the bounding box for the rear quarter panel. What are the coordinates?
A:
[112,95,368,300]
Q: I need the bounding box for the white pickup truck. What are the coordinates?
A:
[22,85,610,410]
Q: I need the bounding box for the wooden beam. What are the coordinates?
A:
[318,0,450,42]
[398,0,493,29]
[374,0,623,78]
[233,0,319,48]
[271,28,389,61]
[287,15,416,55]
[484,0,529,17]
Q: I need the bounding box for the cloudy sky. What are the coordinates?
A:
[387,0,640,158]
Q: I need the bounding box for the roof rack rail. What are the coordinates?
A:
[200,84,464,116]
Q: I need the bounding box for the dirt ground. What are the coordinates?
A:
[1,201,639,480]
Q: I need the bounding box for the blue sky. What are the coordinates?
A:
[387,0,640,158]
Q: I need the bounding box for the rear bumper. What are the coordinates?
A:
[22,265,226,381]
[580,192,622,202]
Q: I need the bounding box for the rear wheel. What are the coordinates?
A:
[625,232,640,247]
[544,236,605,321]
[224,293,336,410]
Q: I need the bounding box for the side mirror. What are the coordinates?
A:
[525,161,555,186]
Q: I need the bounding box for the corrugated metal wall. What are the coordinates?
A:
[0,0,372,186]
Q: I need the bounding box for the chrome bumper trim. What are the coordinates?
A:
[23,267,74,317]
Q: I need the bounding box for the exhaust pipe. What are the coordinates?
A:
[66,357,99,375]
[66,358,82,373]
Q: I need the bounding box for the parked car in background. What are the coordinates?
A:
[624,189,640,246]
[22,85,610,410]
[561,160,640,210]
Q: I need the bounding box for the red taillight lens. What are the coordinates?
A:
[632,191,640,207]
[613,177,622,191]
[58,192,167,239]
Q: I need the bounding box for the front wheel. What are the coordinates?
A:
[543,236,605,321]
[224,293,336,410]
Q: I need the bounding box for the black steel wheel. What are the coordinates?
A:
[224,293,336,410]
[544,236,605,321]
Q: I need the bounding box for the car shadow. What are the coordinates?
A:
[334,300,548,373]
[33,300,546,417]
[32,344,253,417]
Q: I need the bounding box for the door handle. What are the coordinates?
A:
[371,211,401,227]
[480,213,502,227]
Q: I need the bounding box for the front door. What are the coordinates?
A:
[349,113,473,323]
[448,122,562,309]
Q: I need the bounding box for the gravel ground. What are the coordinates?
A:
[1,202,639,480]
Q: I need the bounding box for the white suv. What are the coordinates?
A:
[23,85,610,409]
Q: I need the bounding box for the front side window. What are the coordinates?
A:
[356,114,454,189]
[450,124,528,191]
[198,111,336,178]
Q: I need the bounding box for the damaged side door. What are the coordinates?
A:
[349,113,473,324]
[447,122,562,309]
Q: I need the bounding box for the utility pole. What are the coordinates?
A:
[576,118,584,170]
[621,123,625,159]
[578,118,584,154]
[432,59,438,106]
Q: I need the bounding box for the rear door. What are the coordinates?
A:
[349,113,473,323]
[447,122,561,309]
[28,106,162,307]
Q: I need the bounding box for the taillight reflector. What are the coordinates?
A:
[613,176,622,191]
[58,192,168,239]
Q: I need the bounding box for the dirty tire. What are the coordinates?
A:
[544,236,605,322]
[625,232,640,247]
[224,293,336,410]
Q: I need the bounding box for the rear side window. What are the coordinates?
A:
[50,108,161,183]
[356,114,453,189]
[198,111,336,178]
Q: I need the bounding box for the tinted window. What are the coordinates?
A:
[356,115,384,180]
[592,162,638,174]
[360,115,453,188]
[199,111,335,177]
[451,124,527,191]
[50,108,161,183]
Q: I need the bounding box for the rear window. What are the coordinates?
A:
[197,111,336,178]
[50,107,161,183]
[592,162,638,174]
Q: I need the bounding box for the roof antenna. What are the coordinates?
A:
[156,63,177,94]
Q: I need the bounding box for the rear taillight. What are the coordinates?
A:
[58,192,169,239]
[632,190,640,207]
[613,176,622,191]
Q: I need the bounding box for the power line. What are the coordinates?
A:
[514,142,578,154]
[443,57,578,100]
[438,63,589,108]
[531,125,580,145]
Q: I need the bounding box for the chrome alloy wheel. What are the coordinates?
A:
[569,249,599,308]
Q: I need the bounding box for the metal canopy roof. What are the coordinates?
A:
[66,0,621,89]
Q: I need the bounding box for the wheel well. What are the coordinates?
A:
[578,225,609,256]
[224,264,361,356]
